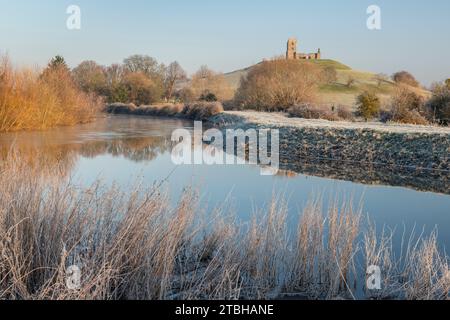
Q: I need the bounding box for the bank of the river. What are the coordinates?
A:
[103,105,450,193]
[209,111,450,194]
[105,102,223,121]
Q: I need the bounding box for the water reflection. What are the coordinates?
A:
[0,116,179,173]
[1,115,448,195]
[1,115,449,249]
[278,158,449,195]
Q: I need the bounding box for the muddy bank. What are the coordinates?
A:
[210,112,450,194]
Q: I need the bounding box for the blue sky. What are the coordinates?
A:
[1,0,449,85]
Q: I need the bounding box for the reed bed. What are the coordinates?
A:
[0,156,448,300]
[0,56,100,132]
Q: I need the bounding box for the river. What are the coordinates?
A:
[1,115,449,251]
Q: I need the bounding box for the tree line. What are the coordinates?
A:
[71,55,233,105]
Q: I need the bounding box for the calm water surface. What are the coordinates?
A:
[1,115,449,250]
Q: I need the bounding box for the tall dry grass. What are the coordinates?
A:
[0,56,100,132]
[364,223,450,300]
[0,155,448,300]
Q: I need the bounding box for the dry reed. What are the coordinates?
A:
[0,56,100,132]
[0,155,448,300]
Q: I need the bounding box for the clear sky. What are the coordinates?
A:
[1,0,449,85]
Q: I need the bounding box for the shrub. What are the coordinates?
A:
[106,84,129,103]
[132,103,185,117]
[288,104,340,121]
[183,101,224,120]
[427,83,450,125]
[105,103,137,114]
[175,87,196,103]
[72,60,107,94]
[393,110,429,125]
[190,66,234,101]
[0,55,100,132]
[122,72,163,106]
[105,102,223,120]
[160,103,185,116]
[356,91,380,121]
[199,91,218,102]
[107,103,184,117]
[379,107,393,123]
[389,87,429,125]
[222,100,243,111]
[235,59,322,111]
[336,105,354,121]
[392,71,420,87]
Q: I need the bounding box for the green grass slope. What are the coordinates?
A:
[223,59,429,109]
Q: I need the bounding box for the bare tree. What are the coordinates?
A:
[195,65,215,79]
[164,61,186,101]
[72,61,106,93]
[392,71,420,87]
[190,65,233,101]
[123,55,165,79]
[235,59,322,111]
[105,64,126,87]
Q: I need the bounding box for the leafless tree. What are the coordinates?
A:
[123,55,165,80]
[235,59,322,111]
[105,64,126,87]
[190,65,233,101]
[72,60,106,93]
[164,61,186,101]
[392,71,420,88]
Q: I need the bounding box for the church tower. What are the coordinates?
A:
[286,38,298,60]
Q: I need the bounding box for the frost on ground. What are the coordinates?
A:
[211,111,450,135]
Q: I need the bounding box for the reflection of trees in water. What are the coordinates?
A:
[1,145,79,176]
[1,136,174,176]
[78,137,174,162]
[3,133,447,194]
[278,157,450,195]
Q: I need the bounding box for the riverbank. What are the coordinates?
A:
[102,106,450,193]
[210,111,450,194]
[106,102,224,121]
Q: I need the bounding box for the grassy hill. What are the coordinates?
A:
[224,59,429,108]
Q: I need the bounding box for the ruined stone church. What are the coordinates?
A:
[286,38,321,60]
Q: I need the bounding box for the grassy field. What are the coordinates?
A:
[224,59,430,109]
